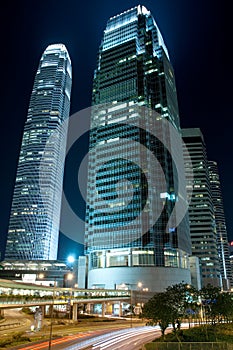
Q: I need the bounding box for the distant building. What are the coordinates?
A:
[182,128,221,287]
[5,44,72,260]
[208,161,232,289]
[0,260,74,287]
[84,5,191,292]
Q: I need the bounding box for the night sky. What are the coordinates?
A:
[0,0,232,261]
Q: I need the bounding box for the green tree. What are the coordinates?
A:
[142,292,174,338]
[199,284,221,324]
[141,283,199,338]
[165,283,198,330]
[211,292,233,323]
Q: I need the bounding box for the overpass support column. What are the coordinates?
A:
[86,303,93,314]
[119,302,122,317]
[72,303,78,321]
[40,305,45,317]
[86,303,90,314]
[102,302,105,317]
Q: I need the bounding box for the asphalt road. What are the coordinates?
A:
[1,309,192,350]
[68,327,161,350]
[0,308,33,335]
[12,326,165,350]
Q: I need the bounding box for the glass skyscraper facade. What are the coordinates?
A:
[5,44,72,260]
[208,161,232,289]
[85,6,191,291]
[182,128,221,287]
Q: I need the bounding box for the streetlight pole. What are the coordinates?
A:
[48,278,56,350]
[121,282,144,327]
[65,273,73,323]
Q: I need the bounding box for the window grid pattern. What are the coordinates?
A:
[182,129,221,287]
[85,7,191,269]
[5,44,72,260]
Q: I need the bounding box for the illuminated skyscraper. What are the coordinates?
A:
[208,161,232,289]
[85,6,191,291]
[5,44,72,260]
[182,128,221,287]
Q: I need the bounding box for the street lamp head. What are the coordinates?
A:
[66,273,73,281]
[67,255,75,264]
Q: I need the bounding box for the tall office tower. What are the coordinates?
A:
[5,44,72,260]
[208,161,232,289]
[182,128,221,287]
[85,5,192,292]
